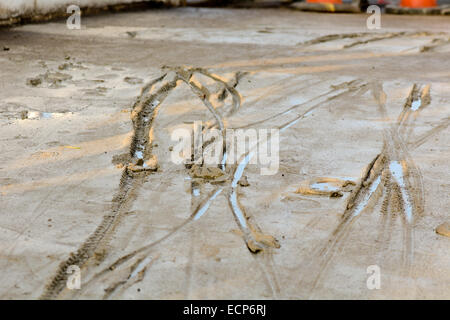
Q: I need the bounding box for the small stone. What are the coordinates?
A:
[190,165,225,180]
[436,222,450,238]
[26,77,42,87]
[20,111,28,120]
[58,63,71,70]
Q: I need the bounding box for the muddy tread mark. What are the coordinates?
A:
[344,153,383,215]
[192,68,243,116]
[40,74,179,300]
[69,65,241,296]
[305,82,438,294]
[41,66,245,299]
[83,187,224,292]
[102,254,159,300]
[343,32,407,49]
[299,31,445,50]
[298,32,370,46]
[343,32,441,50]
[420,37,450,52]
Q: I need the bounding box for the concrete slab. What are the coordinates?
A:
[0,7,449,299]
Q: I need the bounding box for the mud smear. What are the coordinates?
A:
[420,37,450,53]
[40,71,173,300]
[299,31,446,51]
[295,177,355,198]
[299,32,371,46]
[26,71,72,88]
[300,82,441,295]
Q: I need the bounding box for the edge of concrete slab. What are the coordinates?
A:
[0,1,172,28]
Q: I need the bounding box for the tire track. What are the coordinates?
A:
[40,67,244,299]
[40,72,179,300]
[301,82,441,294]
[74,75,360,298]
[43,67,246,299]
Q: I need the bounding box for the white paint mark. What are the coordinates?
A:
[411,98,422,111]
[193,188,223,221]
[389,161,413,223]
[193,188,200,197]
[134,151,143,159]
[129,256,153,279]
[351,175,382,218]
[229,191,247,229]
[311,182,340,192]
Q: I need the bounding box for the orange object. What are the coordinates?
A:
[400,0,437,7]
[307,0,342,3]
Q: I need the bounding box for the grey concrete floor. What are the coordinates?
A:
[0,8,449,299]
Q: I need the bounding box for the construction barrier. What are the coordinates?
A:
[386,0,449,14]
[290,0,362,13]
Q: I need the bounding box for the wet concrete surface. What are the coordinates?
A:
[0,7,449,299]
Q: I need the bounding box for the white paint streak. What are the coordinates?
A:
[351,175,381,218]
[311,182,340,192]
[389,160,413,223]
[193,188,222,221]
